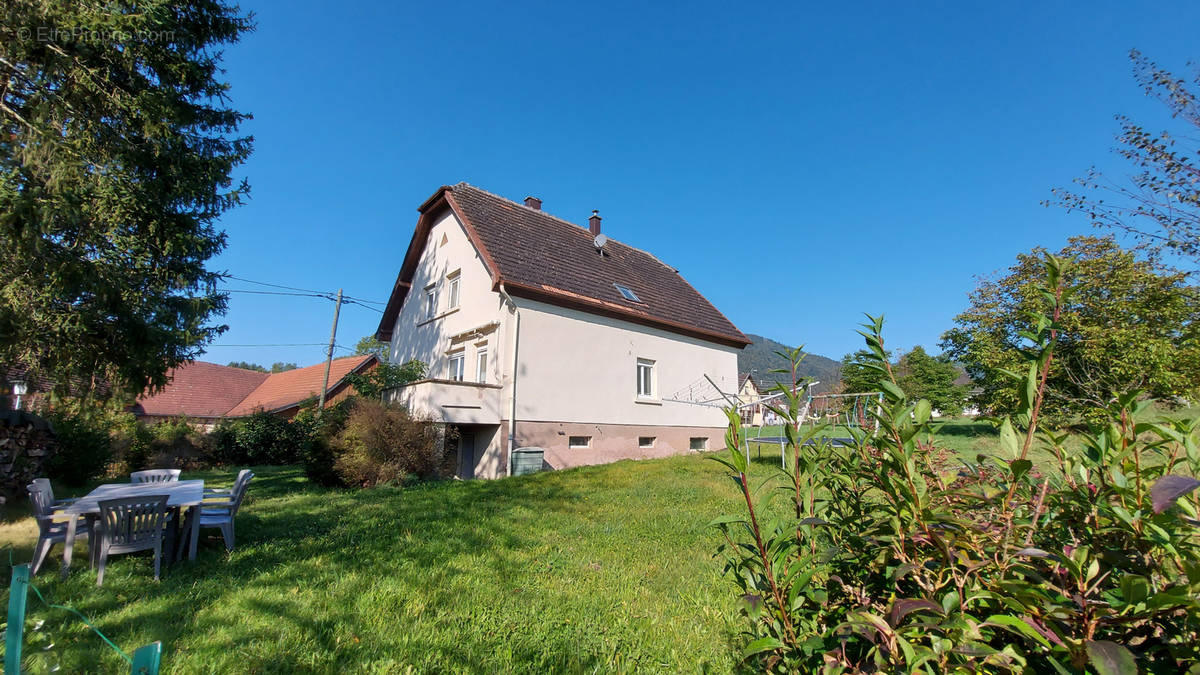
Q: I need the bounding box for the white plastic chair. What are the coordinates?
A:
[130,469,181,483]
[26,481,92,575]
[95,495,169,586]
[199,471,254,552]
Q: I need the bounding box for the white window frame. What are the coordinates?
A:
[425,284,438,318]
[447,271,461,310]
[568,435,591,449]
[475,344,488,383]
[638,436,656,448]
[447,350,465,382]
[636,358,656,399]
[690,437,708,451]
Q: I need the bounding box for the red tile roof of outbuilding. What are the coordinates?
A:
[132,355,377,419]
[131,362,268,418]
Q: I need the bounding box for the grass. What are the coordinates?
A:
[0,457,752,673]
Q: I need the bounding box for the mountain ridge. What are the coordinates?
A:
[737,334,841,394]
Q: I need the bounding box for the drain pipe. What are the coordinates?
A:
[498,283,521,476]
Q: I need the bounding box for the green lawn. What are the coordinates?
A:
[0,457,754,673]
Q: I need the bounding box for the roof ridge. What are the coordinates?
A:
[451,183,680,274]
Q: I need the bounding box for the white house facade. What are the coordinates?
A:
[376,184,749,479]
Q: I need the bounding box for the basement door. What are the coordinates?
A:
[456,431,476,479]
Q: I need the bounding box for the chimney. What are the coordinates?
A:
[524,196,542,210]
[589,210,602,235]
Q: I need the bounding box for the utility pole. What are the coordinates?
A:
[317,288,343,412]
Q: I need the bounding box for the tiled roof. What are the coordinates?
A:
[132,355,376,419]
[377,183,749,347]
[131,362,268,418]
[226,356,375,416]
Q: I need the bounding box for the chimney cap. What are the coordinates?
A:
[524,195,542,210]
[588,209,602,235]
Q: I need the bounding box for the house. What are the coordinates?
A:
[737,373,765,426]
[131,355,377,426]
[376,183,750,479]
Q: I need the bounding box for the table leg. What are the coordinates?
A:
[188,505,200,560]
[60,516,77,579]
[164,506,180,565]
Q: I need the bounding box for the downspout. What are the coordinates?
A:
[498,283,521,476]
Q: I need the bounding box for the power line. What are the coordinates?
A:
[205,343,329,348]
[220,274,387,306]
[224,288,336,299]
[219,274,327,295]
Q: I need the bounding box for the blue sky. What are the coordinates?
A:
[208,1,1200,367]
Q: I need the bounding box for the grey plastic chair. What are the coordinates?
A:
[199,471,254,552]
[31,478,78,510]
[203,469,251,500]
[95,495,169,586]
[130,469,181,483]
[27,482,92,575]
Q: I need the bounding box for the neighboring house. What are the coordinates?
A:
[737,373,765,426]
[131,355,377,426]
[376,183,750,479]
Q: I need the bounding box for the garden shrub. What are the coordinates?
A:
[713,255,1200,673]
[43,410,111,486]
[329,400,454,487]
[211,410,309,465]
[297,398,355,487]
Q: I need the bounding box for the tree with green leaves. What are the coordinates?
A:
[0,1,254,398]
[227,361,266,373]
[839,348,887,394]
[894,346,966,416]
[353,335,389,360]
[343,360,427,400]
[1050,50,1200,265]
[941,236,1200,421]
[270,362,297,373]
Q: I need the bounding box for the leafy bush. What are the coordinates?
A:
[43,411,112,486]
[713,255,1200,673]
[296,398,355,487]
[329,400,454,487]
[211,411,310,465]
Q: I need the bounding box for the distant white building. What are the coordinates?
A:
[375,184,750,478]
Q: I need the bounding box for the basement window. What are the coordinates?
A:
[689,437,708,451]
[613,283,641,303]
[638,436,656,448]
[568,436,591,449]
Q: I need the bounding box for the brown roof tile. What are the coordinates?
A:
[378,184,749,347]
[132,355,376,419]
[131,362,268,418]
[225,356,376,416]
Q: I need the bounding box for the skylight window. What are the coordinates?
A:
[614,283,641,303]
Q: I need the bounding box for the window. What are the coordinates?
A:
[638,436,656,448]
[689,437,708,451]
[614,283,641,302]
[636,358,655,398]
[447,271,461,309]
[475,345,488,383]
[425,284,437,318]
[447,351,465,381]
[568,436,591,448]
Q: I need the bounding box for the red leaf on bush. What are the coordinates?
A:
[888,598,943,627]
[1151,475,1200,514]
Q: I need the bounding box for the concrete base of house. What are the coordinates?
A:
[445,420,727,481]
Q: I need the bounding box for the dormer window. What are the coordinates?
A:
[614,283,641,303]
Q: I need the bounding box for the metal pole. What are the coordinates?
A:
[131,642,162,675]
[5,564,29,675]
[317,289,343,412]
